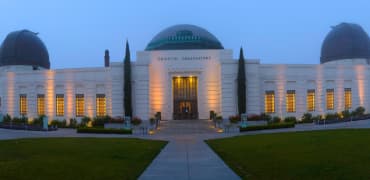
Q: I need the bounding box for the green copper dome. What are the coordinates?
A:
[145,24,224,51]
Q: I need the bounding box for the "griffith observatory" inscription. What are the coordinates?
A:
[157,56,211,61]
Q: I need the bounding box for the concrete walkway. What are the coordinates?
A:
[139,134,240,180]
[139,120,240,180]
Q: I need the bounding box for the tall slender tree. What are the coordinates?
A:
[237,47,246,115]
[124,40,132,117]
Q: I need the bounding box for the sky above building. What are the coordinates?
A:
[0,0,369,69]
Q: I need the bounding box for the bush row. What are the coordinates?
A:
[301,106,368,123]
[1,114,144,128]
[240,122,295,132]
[228,106,368,124]
[2,114,45,126]
[76,127,132,134]
[80,115,142,128]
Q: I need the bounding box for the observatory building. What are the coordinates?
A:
[0,23,370,122]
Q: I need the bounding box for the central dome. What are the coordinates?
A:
[145,24,224,51]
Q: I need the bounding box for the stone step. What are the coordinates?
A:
[155,120,218,134]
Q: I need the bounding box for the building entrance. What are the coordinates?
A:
[173,76,198,120]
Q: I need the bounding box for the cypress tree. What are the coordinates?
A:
[124,40,132,117]
[237,47,246,115]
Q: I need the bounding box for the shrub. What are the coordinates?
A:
[50,119,66,128]
[229,115,240,124]
[301,113,313,123]
[341,110,351,119]
[149,117,156,125]
[69,118,78,128]
[12,116,28,125]
[284,116,297,123]
[80,116,92,127]
[247,114,261,121]
[3,114,12,123]
[214,115,223,124]
[131,117,142,126]
[155,112,161,121]
[31,115,45,126]
[77,127,132,134]
[240,122,295,132]
[210,110,215,120]
[355,106,365,116]
[260,113,272,122]
[92,115,112,127]
[110,117,124,123]
[50,120,58,127]
[325,113,339,120]
[271,116,281,124]
[311,115,321,122]
[91,116,124,127]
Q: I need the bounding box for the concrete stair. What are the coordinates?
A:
[155,119,218,134]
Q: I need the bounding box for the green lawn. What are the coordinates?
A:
[206,129,370,180]
[0,138,167,180]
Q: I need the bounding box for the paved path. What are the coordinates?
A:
[139,120,240,180]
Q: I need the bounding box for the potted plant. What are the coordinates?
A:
[215,115,223,127]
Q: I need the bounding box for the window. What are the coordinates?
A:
[264,91,275,113]
[75,94,84,117]
[307,89,315,112]
[326,89,334,110]
[286,90,296,112]
[37,94,45,116]
[96,94,106,117]
[56,94,64,116]
[19,94,27,116]
[344,88,352,110]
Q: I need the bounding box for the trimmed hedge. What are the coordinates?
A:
[50,119,67,128]
[240,122,295,132]
[77,127,132,134]
[284,116,297,123]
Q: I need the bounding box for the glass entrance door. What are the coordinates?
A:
[173,76,198,120]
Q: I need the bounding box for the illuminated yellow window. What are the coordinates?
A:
[344,88,352,110]
[56,94,64,116]
[265,91,275,113]
[307,89,315,112]
[96,94,106,117]
[75,94,84,117]
[326,89,334,110]
[19,94,27,116]
[286,90,296,112]
[37,94,45,116]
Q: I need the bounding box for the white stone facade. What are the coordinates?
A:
[0,63,124,121]
[1,49,369,122]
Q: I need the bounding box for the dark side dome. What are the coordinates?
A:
[0,30,50,69]
[320,23,370,64]
[145,24,224,51]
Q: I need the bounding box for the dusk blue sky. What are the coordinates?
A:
[1,0,369,69]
